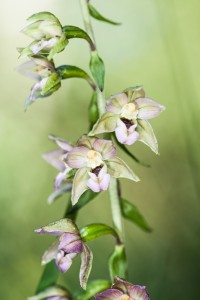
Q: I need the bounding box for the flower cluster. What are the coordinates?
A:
[44,135,139,205]
[90,87,165,153]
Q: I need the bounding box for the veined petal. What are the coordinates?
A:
[59,233,83,254]
[54,167,71,191]
[89,112,119,136]
[107,157,139,182]
[49,134,73,151]
[35,218,79,235]
[95,289,123,300]
[17,60,41,81]
[39,20,62,37]
[30,37,59,54]
[21,21,45,40]
[93,139,117,160]
[106,93,129,114]
[77,135,96,149]
[41,239,59,265]
[66,146,89,168]
[135,97,165,120]
[71,168,89,205]
[129,285,150,300]
[42,149,66,171]
[137,120,158,154]
[123,86,145,102]
[80,244,93,290]
[112,277,133,294]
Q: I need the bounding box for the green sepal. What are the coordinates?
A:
[121,198,152,232]
[88,92,99,130]
[90,51,105,91]
[109,244,127,281]
[27,11,61,26]
[47,183,72,204]
[63,25,95,50]
[41,73,61,95]
[57,65,96,90]
[74,280,111,300]
[113,134,150,167]
[88,3,121,26]
[48,34,68,60]
[36,261,59,294]
[123,86,145,102]
[80,244,93,290]
[80,223,119,242]
[29,285,71,300]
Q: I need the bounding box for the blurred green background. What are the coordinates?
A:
[1,0,200,299]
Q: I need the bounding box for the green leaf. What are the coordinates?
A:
[90,51,105,91]
[41,73,61,95]
[88,4,121,26]
[57,65,96,90]
[27,11,61,26]
[48,34,68,60]
[80,244,93,290]
[63,25,95,50]
[36,261,59,293]
[113,134,150,167]
[74,280,111,300]
[47,183,72,204]
[80,223,118,242]
[121,198,152,232]
[29,285,71,300]
[88,92,99,130]
[109,244,127,281]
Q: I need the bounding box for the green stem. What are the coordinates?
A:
[79,0,127,275]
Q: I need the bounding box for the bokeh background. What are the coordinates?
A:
[1,0,200,299]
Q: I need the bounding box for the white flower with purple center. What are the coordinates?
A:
[90,87,165,154]
[35,219,93,289]
[65,136,139,205]
[95,277,150,300]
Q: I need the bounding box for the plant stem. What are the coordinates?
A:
[79,0,127,263]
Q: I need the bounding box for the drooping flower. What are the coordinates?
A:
[20,12,68,60]
[42,134,73,191]
[95,277,150,300]
[65,135,139,205]
[35,218,93,289]
[18,56,61,107]
[90,87,165,154]
[28,285,71,300]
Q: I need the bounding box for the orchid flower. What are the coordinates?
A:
[65,135,139,205]
[35,219,93,289]
[18,56,61,107]
[95,277,150,300]
[20,12,68,60]
[90,87,165,154]
[42,135,73,191]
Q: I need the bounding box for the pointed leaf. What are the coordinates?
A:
[80,244,93,290]
[35,218,79,235]
[36,261,60,293]
[41,73,60,95]
[89,112,118,135]
[88,92,99,130]
[90,51,105,91]
[29,285,71,300]
[121,198,152,232]
[57,65,95,90]
[109,245,127,281]
[88,4,121,26]
[113,134,150,167]
[107,157,140,181]
[63,25,95,50]
[74,280,110,300]
[80,223,118,242]
[27,12,61,26]
[48,34,68,60]
[48,183,72,204]
[137,119,159,154]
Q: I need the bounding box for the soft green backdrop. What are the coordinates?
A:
[1,0,200,299]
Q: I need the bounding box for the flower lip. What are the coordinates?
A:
[120,118,134,129]
[120,295,131,300]
[91,164,103,176]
